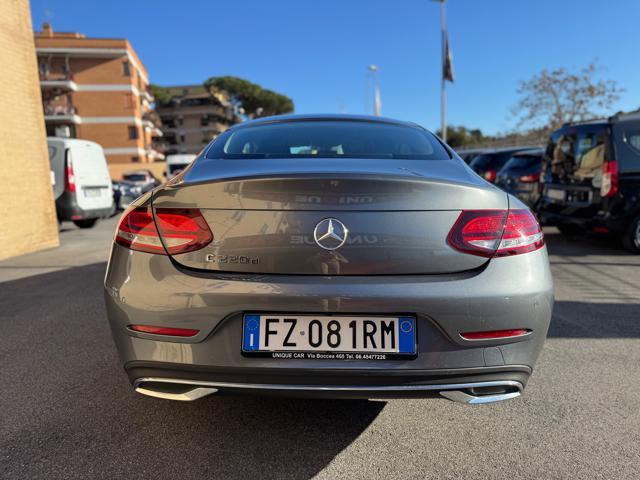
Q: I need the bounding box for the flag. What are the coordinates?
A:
[374,85,382,116]
[443,31,455,83]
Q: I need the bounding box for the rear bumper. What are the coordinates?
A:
[56,191,113,221]
[539,210,628,233]
[132,374,526,403]
[495,182,539,207]
[127,361,530,396]
[128,362,528,401]
[104,244,554,399]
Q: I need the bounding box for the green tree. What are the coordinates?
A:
[436,125,485,148]
[148,84,172,106]
[203,76,294,118]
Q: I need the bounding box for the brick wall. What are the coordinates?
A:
[0,0,59,260]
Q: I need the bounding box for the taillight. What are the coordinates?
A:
[601,160,619,197]
[114,206,213,255]
[115,206,165,254]
[154,208,213,254]
[484,169,497,182]
[447,209,544,257]
[65,158,76,193]
[519,173,540,183]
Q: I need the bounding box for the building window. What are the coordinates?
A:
[131,156,140,163]
[128,126,139,140]
[122,61,131,77]
[180,133,186,143]
[161,116,176,128]
[177,117,184,126]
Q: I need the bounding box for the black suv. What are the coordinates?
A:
[469,147,533,183]
[538,112,640,252]
[495,148,544,207]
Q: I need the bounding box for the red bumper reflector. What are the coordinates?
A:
[460,329,530,340]
[129,325,199,337]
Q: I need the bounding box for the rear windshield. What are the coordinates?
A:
[168,164,188,174]
[205,121,450,160]
[123,174,146,182]
[544,124,608,179]
[502,154,541,170]
[470,151,523,170]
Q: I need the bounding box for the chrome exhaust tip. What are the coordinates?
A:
[439,385,522,404]
[134,380,218,402]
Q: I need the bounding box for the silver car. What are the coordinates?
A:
[104,115,553,405]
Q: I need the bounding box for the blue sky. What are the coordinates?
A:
[31,0,639,135]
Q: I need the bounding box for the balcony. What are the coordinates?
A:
[141,90,154,103]
[43,103,81,124]
[143,120,163,137]
[39,73,77,92]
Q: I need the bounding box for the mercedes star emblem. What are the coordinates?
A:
[313,218,349,250]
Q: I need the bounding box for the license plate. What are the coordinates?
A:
[242,314,416,360]
[83,188,103,198]
[546,188,565,201]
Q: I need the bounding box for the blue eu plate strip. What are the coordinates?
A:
[398,317,416,354]
[243,315,261,351]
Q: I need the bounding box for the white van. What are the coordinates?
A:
[48,138,113,228]
[166,154,196,179]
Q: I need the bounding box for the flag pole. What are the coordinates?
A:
[440,0,447,142]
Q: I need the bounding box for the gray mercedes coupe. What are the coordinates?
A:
[104,114,553,405]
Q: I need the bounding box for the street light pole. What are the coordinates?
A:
[369,64,381,116]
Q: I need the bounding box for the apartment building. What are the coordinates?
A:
[155,85,236,155]
[34,23,163,178]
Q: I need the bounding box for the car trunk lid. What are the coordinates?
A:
[152,159,508,275]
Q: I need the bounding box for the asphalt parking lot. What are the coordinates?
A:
[1,217,639,479]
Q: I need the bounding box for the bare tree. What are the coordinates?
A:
[512,61,623,132]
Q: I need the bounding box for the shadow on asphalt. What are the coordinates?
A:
[548,301,640,338]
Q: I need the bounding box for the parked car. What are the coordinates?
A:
[111,180,144,212]
[456,147,487,164]
[538,112,640,252]
[48,137,113,228]
[104,114,553,405]
[122,170,160,188]
[166,154,196,179]
[495,148,544,207]
[469,147,535,183]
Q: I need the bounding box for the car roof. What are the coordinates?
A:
[512,147,544,156]
[456,147,488,154]
[474,146,537,154]
[228,113,425,131]
[562,117,609,128]
[614,109,640,123]
[47,137,101,149]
